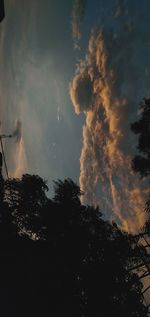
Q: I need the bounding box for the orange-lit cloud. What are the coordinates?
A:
[12,137,28,178]
[70,30,149,233]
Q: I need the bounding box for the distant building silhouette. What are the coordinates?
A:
[0,0,4,23]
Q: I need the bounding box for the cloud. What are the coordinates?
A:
[12,120,22,143]
[70,26,150,233]
[114,0,128,18]
[70,66,93,113]
[10,120,27,178]
[12,138,28,179]
[71,0,87,49]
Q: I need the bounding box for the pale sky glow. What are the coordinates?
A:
[0,0,84,193]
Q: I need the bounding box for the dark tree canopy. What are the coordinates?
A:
[0,175,148,316]
[53,178,82,205]
[4,174,49,236]
[131,98,150,234]
[131,98,150,177]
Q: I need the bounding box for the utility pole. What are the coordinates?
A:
[0,0,4,23]
[0,134,12,179]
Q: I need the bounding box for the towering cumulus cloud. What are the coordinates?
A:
[70,26,150,233]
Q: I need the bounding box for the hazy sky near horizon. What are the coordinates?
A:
[1,0,150,231]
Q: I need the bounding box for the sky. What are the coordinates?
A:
[0,0,150,233]
[0,0,85,191]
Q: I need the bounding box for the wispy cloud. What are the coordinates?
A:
[12,138,28,178]
[71,0,87,49]
[12,120,22,143]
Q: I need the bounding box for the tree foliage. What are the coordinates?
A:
[131,98,150,177]
[0,174,148,316]
[131,97,150,234]
[4,174,48,236]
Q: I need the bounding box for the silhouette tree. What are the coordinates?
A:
[131,98,150,235]
[0,173,17,242]
[4,174,49,237]
[53,178,82,205]
[131,98,150,177]
[0,176,148,316]
[40,179,148,316]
